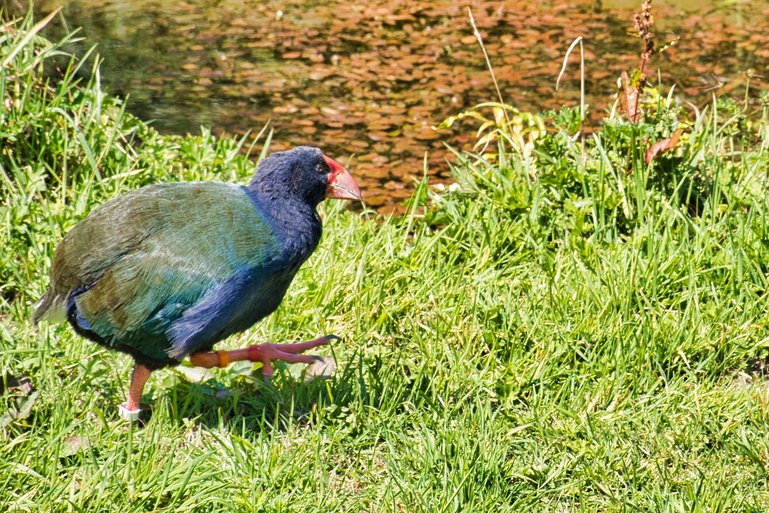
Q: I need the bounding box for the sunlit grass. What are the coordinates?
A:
[3,12,769,513]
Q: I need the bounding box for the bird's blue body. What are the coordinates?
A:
[36,147,330,369]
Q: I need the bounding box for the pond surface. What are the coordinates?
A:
[12,0,769,212]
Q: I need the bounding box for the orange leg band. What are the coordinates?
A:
[217,350,230,368]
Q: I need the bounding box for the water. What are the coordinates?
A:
[10,0,769,212]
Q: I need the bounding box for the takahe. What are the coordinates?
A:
[33,146,361,420]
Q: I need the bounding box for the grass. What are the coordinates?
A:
[3,10,769,513]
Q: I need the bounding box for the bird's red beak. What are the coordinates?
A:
[324,155,362,201]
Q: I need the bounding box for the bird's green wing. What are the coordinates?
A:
[44,182,282,363]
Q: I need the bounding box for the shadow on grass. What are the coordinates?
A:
[135,348,373,432]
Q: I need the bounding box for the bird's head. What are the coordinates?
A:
[250,146,362,206]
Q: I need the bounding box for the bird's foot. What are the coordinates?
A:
[189,334,339,377]
[246,335,338,378]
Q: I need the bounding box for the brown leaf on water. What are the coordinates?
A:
[344,140,370,153]
[303,50,325,63]
[363,194,388,207]
[414,126,439,141]
[368,120,395,131]
[309,67,334,81]
[367,131,390,142]
[645,128,684,164]
[383,180,404,191]
[273,104,299,115]
[357,166,391,180]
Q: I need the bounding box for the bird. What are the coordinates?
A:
[33,146,362,420]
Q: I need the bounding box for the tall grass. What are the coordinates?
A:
[2,11,769,513]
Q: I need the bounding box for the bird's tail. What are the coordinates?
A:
[32,291,67,325]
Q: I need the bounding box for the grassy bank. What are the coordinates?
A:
[3,12,769,512]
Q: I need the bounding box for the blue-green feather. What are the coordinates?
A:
[39,146,330,369]
[62,182,291,367]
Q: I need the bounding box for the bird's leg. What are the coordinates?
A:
[189,334,338,377]
[119,363,152,421]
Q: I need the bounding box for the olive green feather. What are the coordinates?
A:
[33,182,280,361]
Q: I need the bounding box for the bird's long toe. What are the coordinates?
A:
[263,335,337,354]
[245,335,338,377]
[188,335,338,376]
[249,345,321,365]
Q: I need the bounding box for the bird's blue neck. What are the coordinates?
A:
[243,185,322,267]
